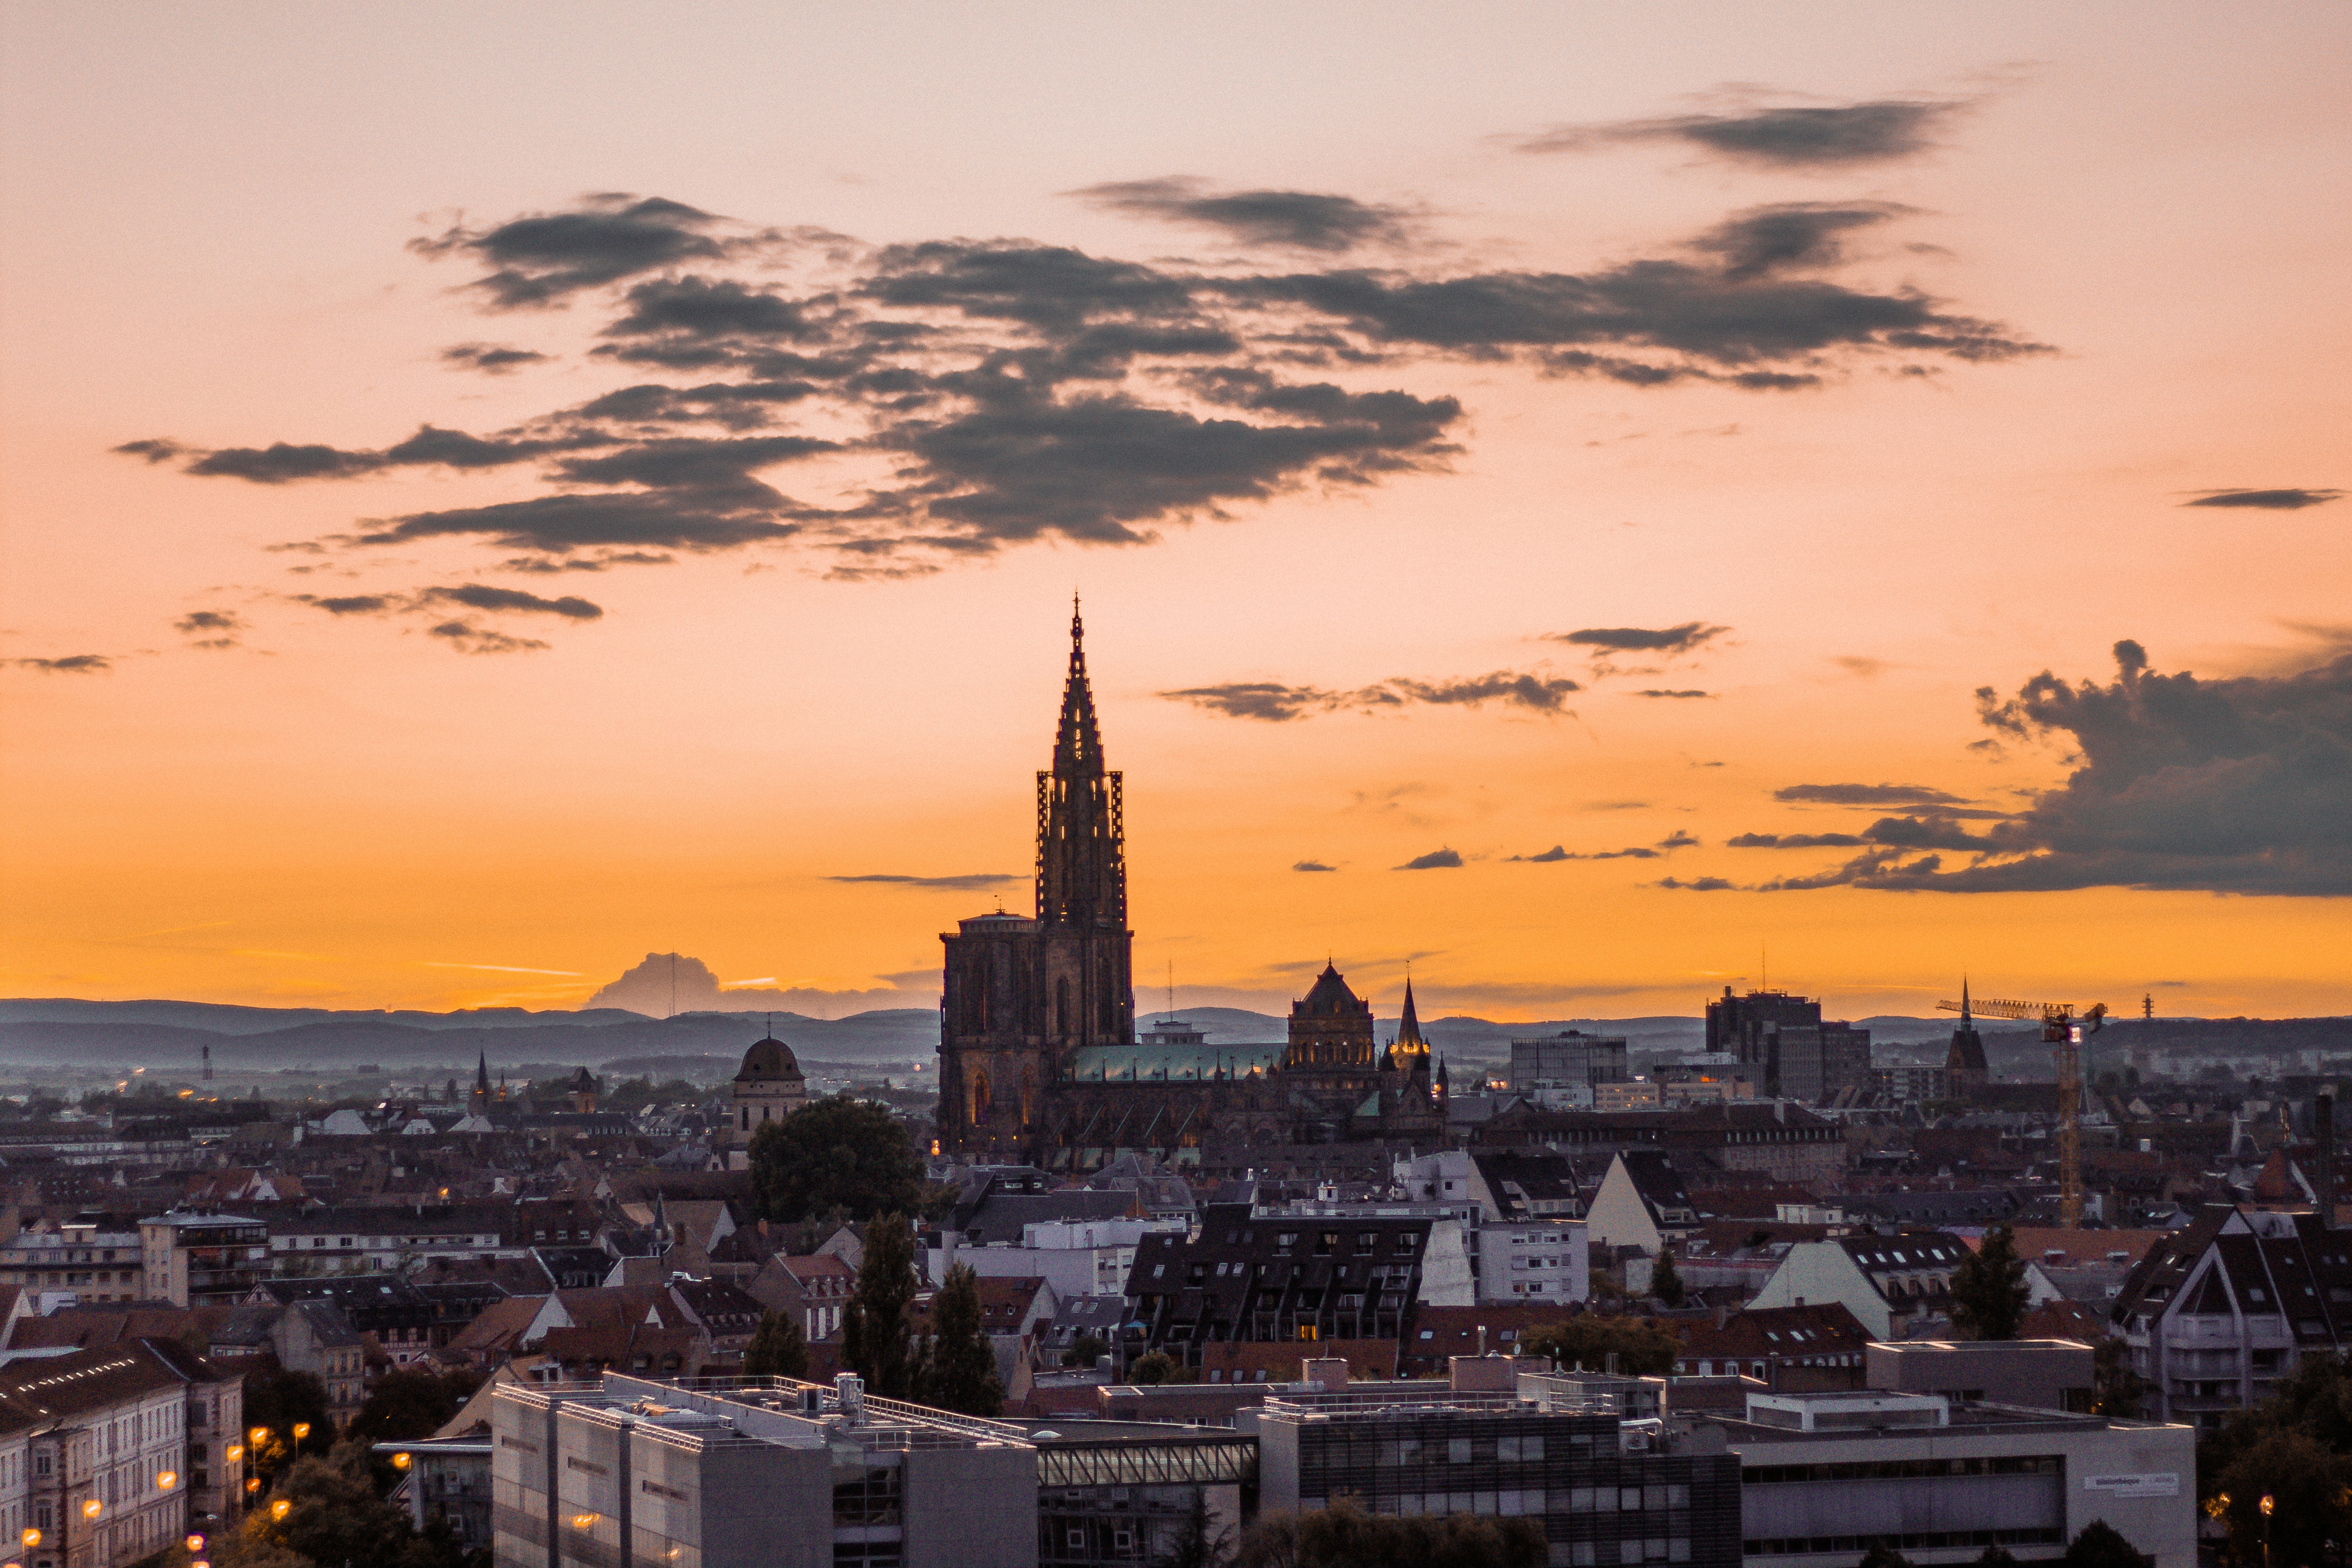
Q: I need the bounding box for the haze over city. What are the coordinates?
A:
[3,4,2345,1023]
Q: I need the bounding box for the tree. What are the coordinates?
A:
[1950,1222,2031,1341]
[2061,1521,2153,1568]
[1062,1332,1111,1368]
[1974,1548,2019,1568]
[841,1213,920,1398]
[923,1264,1006,1416]
[346,1368,482,1447]
[2207,1426,2352,1568]
[1857,1544,1912,1568]
[1520,1315,1680,1376]
[747,1096,927,1222]
[1155,1508,1235,1568]
[1129,1351,1178,1386]
[744,1309,811,1379]
[1235,1498,1544,1568]
[2090,1336,2145,1418]
[241,1450,476,1568]
[243,1365,334,1489]
[1651,1249,1686,1308]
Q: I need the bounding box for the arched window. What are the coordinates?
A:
[971,1072,991,1124]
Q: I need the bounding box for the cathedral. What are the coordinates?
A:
[936,605,1443,1168]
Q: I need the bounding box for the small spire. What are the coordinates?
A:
[1396,976,1426,1050]
[1961,976,1972,1022]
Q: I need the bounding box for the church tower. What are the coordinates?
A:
[939,602,1136,1155]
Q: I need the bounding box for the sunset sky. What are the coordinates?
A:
[2,3,2346,1023]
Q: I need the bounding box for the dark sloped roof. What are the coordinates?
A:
[1293,964,1368,1019]
[734,1037,803,1082]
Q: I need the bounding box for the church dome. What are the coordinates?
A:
[735,1035,804,1083]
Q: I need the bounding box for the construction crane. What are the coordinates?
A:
[1938,994,2108,1228]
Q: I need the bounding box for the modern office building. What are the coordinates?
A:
[491,1374,1038,1568]
[1252,1369,1744,1568]
[1707,1390,2194,1568]
[1512,1033,1632,1109]
[1864,1341,2096,1414]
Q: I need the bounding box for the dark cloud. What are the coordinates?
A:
[1709,641,2352,896]
[1514,846,1571,862]
[825,872,1020,891]
[1514,98,1965,168]
[421,585,602,620]
[1691,203,1910,282]
[1727,831,1871,849]
[427,620,549,655]
[501,550,674,573]
[441,343,550,374]
[1510,842,1661,861]
[10,654,111,673]
[1655,875,1736,891]
[1657,830,1700,850]
[1292,860,1338,872]
[129,191,2050,582]
[298,594,397,616]
[1637,689,1711,699]
[1073,178,1410,252]
[2183,488,2343,511]
[1773,782,1972,807]
[1551,622,1727,654]
[1396,848,1464,870]
[411,195,733,308]
[174,609,245,649]
[1161,667,1576,721]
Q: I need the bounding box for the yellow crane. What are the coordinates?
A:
[1936,994,2108,1228]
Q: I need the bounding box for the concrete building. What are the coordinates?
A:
[1474,1221,1592,1307]
[1864,1340,2096,1414]
[926,1216,1188,1303]
[0,1223,145,1303]
[1251,1361,1745,1568]
[138,1215,269,1308]
[1512,1032,1632,1110]
[1873,1065,1952,1104]
[491,1373,1037,1568]
[1708,1389,2194,1568]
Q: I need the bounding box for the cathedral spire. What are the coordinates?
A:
[1395,976,1427,1051]
[1037,598,1126,932]
[1960,975,1972,1022]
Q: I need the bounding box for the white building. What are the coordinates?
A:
[1472,1220,1590,1306]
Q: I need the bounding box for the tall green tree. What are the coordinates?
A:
[2207,1427,2352,1568]
[345,1368,482,1447]
[922,1264,1005,1416]
[744,1309,811,1379]
[2090,1336,2145,1418]
[841,1213,920,1398]
[747,1096,926,1222]
[1650,1249,1686,1308]
[1521,1315,1680,1376]
[1234,1498,1543,1568]
[1950,1222,2032,1341]
[243,1366,334,1489]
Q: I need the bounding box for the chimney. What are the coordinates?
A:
[2319,1092,2336,1229]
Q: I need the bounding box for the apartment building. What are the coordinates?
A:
[1475,1221,1592,1306]
[0,1224,145,1304]
[138,1216,269,1308]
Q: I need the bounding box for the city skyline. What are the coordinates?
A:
[2,5,2345,1021]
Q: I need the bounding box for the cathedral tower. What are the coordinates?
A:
[938,602,1136,1154]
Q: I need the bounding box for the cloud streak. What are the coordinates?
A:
[2183,488,2342,510]
[1511,97,1967,168]
[826,872,1022,891]
[1072,178,1412,252]
[1161,667,1578,721]
[1550,622,1728,655]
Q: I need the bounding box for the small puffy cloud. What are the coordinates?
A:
[1160,681,1338,722]
[1292,860,1338,873]
[1832,656,1888,677]
[1656,875,1736,891]
[441,343,551,373]
[1513,845,1571,863]
[298,594,397,616]
[1691,202,1912,282]
[1071,177,1411,252]
[10,654,111,673]
[1549,622,1727,655]
[175,609,245,649]
[826,872,1020,891]
[1396,847,1464,870]
[411,194,734,308]
[1656,830,1700,850]
[427,620,549,655]
[2183,488,2342,510]
[1512,98,1966,168]
[112,438,186,464]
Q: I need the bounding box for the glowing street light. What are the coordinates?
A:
[290,1423,310,1440]
[154,1471,178,1491]
[245,1478,260,1494]
[271,1501,291,1522]
[391,1453,412,1470]
[81,1500,102,1520]
[22,1529,41,1548]
[186,1534,207,1552]
[250,1427,269,1445]
[224,1444,244,1462]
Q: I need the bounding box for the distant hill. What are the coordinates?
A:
[1,996,2322,1080]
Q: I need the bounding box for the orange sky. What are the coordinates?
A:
[2,3,2346,1022]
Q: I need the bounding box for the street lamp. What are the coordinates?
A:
[290,1423,310,1440]
[2260,1494,2274,1568]
[270,1501,291,1522]
[81,1501,101,1520]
